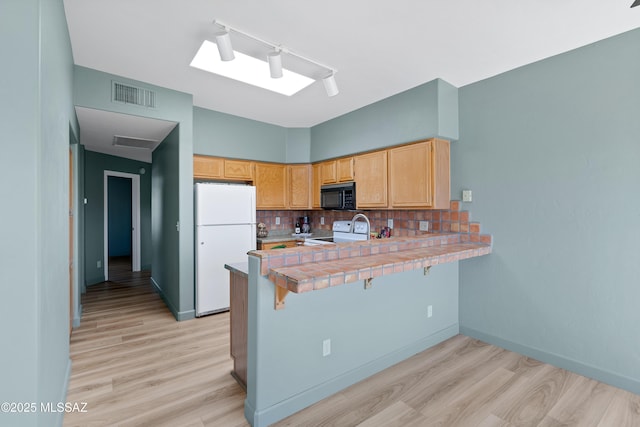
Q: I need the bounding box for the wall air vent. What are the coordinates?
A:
[113,135,159,150]
[112,81,157,108]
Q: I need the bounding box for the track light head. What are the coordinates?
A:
[268,51,283,79]
[323,73,339,97]
[214,30,235,61]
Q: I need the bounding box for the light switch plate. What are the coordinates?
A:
[462,190,473,202]
[275,216,280,225]
[419,221,429,231]
[387,218,394,229]
[323,339,331,357]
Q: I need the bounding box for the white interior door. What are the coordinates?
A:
[103,170,141,280]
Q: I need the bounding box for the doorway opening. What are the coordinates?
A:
[104,170,141,281]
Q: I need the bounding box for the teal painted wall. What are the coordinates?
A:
[454,28,640,392]
[72,141,85,326]
[107,176,133,257]
[74,66,194,320]
[83,151,152,284]
[193,80,457,164]
[151,125,189,318]
[285,128,311,163]
[309,79,458,161]
[193,106,287,162]
[0,0,75,425]
[245,258,459,426]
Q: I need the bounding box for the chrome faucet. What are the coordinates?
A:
[350,213,371,240]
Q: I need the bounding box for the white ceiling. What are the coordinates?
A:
[75,107,176,163]
[64,1,639,158]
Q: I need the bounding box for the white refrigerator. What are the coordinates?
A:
[195,183,256,316]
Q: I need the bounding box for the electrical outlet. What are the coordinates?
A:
[323,339,331,357]
[419,221,430,231]
[275,216,280,225]
[320,217,325,225]
[97,260,101,269]
[387,218,394,229]
[462,190,473,202]
[427,305,433,318]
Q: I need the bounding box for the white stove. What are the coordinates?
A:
[304,219,370,246]
[332,220,369,242]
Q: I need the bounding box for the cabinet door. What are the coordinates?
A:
[388,139,450,209]
[355,151,388,208]
[388,141,432,208]
[320,160,337,184]
[288,164,311,209]
[431,138,450,210]
[224,159,254,180]
[255,163,287,209]
[193,155,223,179]
[337,157,355,182]
[312,163,322,209]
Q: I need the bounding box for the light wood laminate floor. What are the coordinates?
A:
[65,267,640,426]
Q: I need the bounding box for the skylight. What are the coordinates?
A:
[190,40,315,96]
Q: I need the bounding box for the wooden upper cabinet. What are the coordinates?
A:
[320,160,337,185]
[193,155,253,181]
[354,151,388,208]
[311,163,322,209]
[320,157,354,184]
[254,162,287,209]
[388,139,450,209]
[224,159,254,181]
[194,155,223,179]
[195,137,449,211]
[288,164,311,209]
[337,157,355,182]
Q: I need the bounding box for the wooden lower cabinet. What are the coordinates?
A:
[257,240,300,250]
[229,270,248,389]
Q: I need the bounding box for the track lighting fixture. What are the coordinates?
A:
[323,73,339,97]
[191,19,338,97]
[268,50,283,79]
[214,30,234,61]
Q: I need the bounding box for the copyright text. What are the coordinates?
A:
[1,402,88,413]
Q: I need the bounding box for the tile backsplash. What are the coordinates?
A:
[257,200,488,242]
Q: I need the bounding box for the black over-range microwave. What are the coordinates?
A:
[320,182,356,210]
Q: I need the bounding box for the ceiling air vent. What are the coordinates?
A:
[112,81,157,108]
[113,135,159,150]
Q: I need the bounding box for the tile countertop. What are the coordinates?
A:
[249,232,492,294]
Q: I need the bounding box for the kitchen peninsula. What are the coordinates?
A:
[236,208,492,427]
